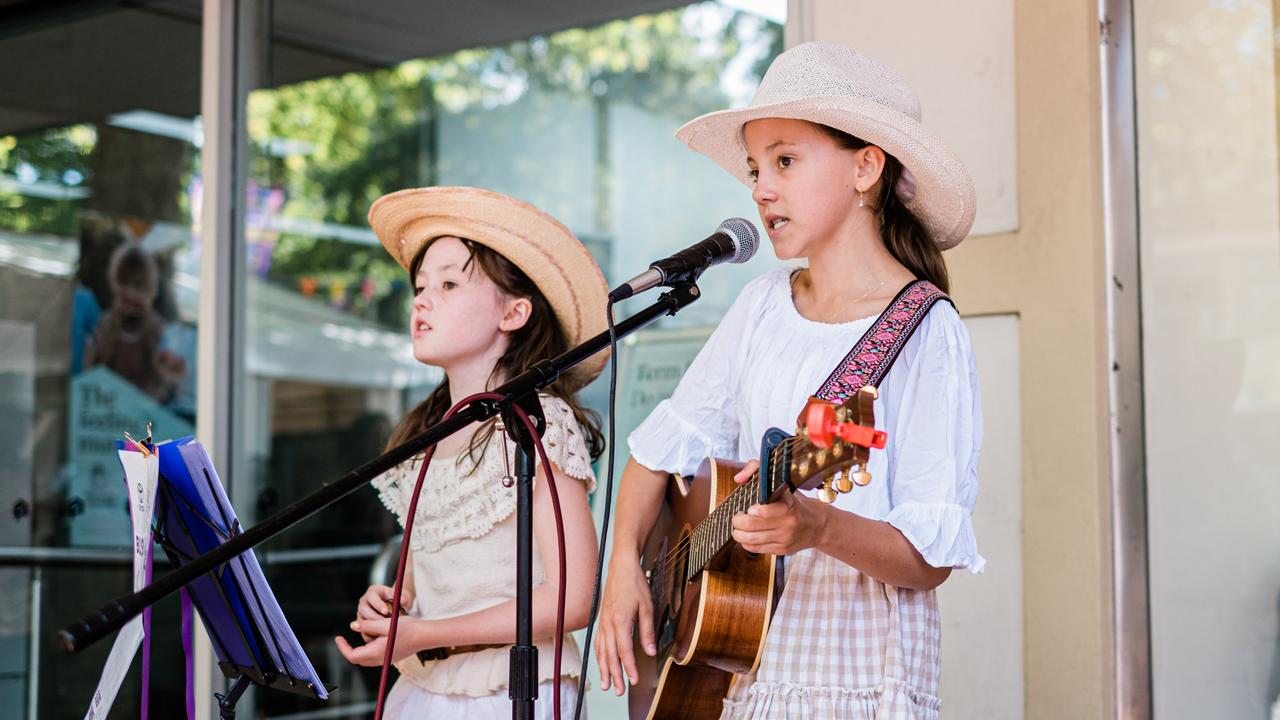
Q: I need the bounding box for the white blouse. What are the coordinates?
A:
[628,267,985,573]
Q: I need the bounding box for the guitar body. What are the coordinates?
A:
[628,458,781,720]
[627,389,885,719]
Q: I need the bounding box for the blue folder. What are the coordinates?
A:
[151,436,329,699]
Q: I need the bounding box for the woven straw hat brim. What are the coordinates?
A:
[676,95,976,250]
[369,186,609,388]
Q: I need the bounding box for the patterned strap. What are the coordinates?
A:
[813,280,953,402]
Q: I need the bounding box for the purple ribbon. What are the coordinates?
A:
[141,544,153,720]
[182,589,195,720]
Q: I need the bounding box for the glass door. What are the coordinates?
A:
[1134,1,1280,716]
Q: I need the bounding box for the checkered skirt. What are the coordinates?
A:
[720,548,942,719]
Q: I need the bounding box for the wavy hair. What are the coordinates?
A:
[386,239,605,468]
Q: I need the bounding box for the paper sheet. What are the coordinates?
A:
[83,446,158,720]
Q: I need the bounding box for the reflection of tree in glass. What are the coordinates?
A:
[251,4,781,330]
[0,121,198,238]
[0,125,95,237]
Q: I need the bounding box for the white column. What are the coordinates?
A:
[197,1,247,718]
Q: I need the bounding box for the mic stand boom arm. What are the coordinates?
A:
[57,282,702,654]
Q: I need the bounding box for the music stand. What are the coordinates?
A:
[151,436,330,719]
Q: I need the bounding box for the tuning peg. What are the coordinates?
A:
[834,473,854,493]
[818,483,837,504]
[852,470,872,487]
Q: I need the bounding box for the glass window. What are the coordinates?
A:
[236,2,784,716]
[1135,0,1280,716]
[0,2,202,717]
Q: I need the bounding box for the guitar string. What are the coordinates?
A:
[644,397,875,594]
[644,437,796,590]
[646,438,812,593]
[646,429,868,590]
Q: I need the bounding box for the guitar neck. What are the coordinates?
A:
[685,471,781,576]
[681,392,880,577]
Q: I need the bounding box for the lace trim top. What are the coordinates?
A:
[372,394,596,554]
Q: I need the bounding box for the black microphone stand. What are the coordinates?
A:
[57,281,702,716]
[501,390,545,720]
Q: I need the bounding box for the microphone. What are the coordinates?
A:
[608,218,759,302]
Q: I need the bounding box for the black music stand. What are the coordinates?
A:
[152,436,330,719]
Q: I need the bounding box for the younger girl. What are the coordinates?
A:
[596,42,984,719]
[335,187,608,719]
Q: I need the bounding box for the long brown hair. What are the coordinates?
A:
[814,123,950,294]
[386,238,605,468]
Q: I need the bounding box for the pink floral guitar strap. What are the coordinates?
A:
[812,279,952,402]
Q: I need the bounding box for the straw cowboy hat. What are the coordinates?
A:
[676,41,976,249]
[369,186,609,388]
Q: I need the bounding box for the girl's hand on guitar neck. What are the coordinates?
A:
[731,460,828,555]
[732,461,954,590]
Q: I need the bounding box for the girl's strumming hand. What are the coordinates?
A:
[594,557,656,696]
[334,616,428,667]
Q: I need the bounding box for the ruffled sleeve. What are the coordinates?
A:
[627,273,771,477]
[538,395,596,492]
[370,460,415,527]
[883,303,986,574]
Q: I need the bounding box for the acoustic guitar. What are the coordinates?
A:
[629,387,887,719]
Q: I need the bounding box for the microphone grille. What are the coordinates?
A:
[717,218,759,264]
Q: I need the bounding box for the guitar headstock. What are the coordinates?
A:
[787,386,886,503]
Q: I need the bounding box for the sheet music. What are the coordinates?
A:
[84,620,144,720]
[176,441,329,698]
[84,446,158,720]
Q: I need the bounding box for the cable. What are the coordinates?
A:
[573,299,619,719]
[373,392,568,720]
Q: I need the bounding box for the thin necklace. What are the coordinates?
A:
[797,269,893,324]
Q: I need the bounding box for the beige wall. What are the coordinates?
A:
[941,314,1024,718]
[796,1,1116,717]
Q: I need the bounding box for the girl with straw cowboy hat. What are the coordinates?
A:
[336,187,608,718]
[596,42,984,718]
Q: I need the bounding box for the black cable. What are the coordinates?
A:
[573,299,619,719]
